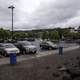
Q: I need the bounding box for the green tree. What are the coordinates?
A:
[0,28,10,40]
[13,32,27,40]
[42,31,49,40]
[49,30,59,40]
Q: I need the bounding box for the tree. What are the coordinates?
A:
[49,30,59,40]
[13,32,27,40]
[55,28,63,39]
[62,28,70,39]
[0,28,10,40]
[42,31,49,40]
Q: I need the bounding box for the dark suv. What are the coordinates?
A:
[40,41,58,50]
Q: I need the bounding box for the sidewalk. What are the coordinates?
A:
[38,45,80,57]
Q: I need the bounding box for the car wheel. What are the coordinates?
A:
[23,50,26,54]
[49,47,52,50]
[33,51,36,54]
[3,52,8,57]
[0,51,3,56]
[20,50,23,54]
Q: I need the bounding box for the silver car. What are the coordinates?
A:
[0,43,20,56]
[16,41,37,54]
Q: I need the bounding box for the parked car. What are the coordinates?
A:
[0,43,20,56]
[40,41,58,50]
[15,41,37,54]
[75,39,80,45]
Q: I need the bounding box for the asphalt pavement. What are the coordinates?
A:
[0,43,79,65]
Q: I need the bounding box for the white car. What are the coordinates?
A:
[16,41,37,54]
[0,43,20,56]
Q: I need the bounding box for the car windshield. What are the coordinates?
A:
[3,44,15,48]
[47,41,54,45]
[20,41,31,46]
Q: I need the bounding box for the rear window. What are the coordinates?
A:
[3,44,15,48]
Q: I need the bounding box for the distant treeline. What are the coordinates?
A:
[0,27,80,40]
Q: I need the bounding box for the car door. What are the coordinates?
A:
[18,43,25,52]
[43,42,49,48]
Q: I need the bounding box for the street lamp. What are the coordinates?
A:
[8,5,15,42]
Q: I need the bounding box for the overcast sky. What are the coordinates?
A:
[0,0,80,30]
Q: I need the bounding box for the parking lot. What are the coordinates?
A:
[0,40,79,65]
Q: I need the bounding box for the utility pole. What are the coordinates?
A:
[8,5,15,42]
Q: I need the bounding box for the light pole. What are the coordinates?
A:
[8,5,15,42]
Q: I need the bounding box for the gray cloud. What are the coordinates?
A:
[0,0,80,30]
[29,0,80,28]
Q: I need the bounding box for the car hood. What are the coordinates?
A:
[5,48,19,53]
[49,44,57,47]
[24,45,36,49]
